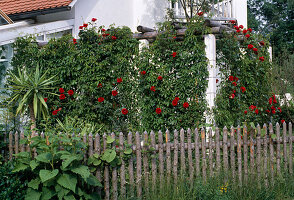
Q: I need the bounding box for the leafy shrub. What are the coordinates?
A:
[13,133,102,200]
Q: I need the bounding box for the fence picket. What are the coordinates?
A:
[283,122,288,172]
[94,134,102,192]
[201,128,206,182]
[166,130,171,184]
[150,131,157,191]
[20,132,25,152]
[250,127,255,177]
[230,127,235,179]
[14,131,19,155]
[187,128,194,181]
[223,127,228,174]
[135,132,142,197]
[111,133,118,200]
[9,131,13,160]
[103,134,110,200]
[289,123,293,175]
[269,123,275,185]
[143,131,149,194]
[127,132,134,196]
[173,130,179,184]
[215,127,221,173]
[88,133,93,157]
[180,129,186,175]
[263,124,269,187]
[208,128,213,177]
[194,128,200,176]
[237,126,242,185]
[276,123,281,175]
[119,133,126,198]
[158,130,164,188]
[243,126,248,183]
[256,125,261,187]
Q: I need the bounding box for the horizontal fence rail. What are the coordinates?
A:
[2,123,294,200]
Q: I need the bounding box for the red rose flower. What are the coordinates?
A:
[239,25,244,29]
[174,97,180,101]
[92,18,97,22]
[173,36,177,39]
[117,77,122,83]
[234,76,239,81]
[59,94,66,100]
[253,48,258,52]
[229,76,234,81]
[83,23,88,28]
[122,108,128,115]
[232,82,237,86]
[269,97,272,105]
[260,41,265,46]
[249,105,256,111]
[57,107,62,111]
[259,56,265,61]
[243,29,247,34]
[68,90,74,96]
[272,110,276,114]
[73,38,77,43]
[98,97,104,102]
[101,28,106,32]
[281,119,285,124]
[236,30,241,33]
[183,102,189,108]
[241,86,246,93]
[278,107,282,112]
[79,26,84,29]
[157,76,163,81]
[112,90,118,96]
[248,28,252,32]
[150,86,156,92]
[271,106,276,110]
[141,71,146,75]
[59,88,65,93]
[266,109,270,113]
[112,36,117,40]
[156,108,162,114]
[255,109,259,114]
[172,99,178,106]
[172,52,177,57]
[234,26,239,30]
[244,110,248,114]
[44,98,48,102]
[233,90,236,93]
[197,12,203,16]
[245,34,250,38]
[216,79,219,83]
[273,96,277,104]
[248,44,253,49]
[230,20,236,24]
[97,83,102,88]
[52,110,58,115]
[230,93,235,99]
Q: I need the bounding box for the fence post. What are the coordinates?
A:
[187,128,194,182]
[237,125,242,185]
[250,126,255,178]
[243,125,248,183]
[208,128,213,177]
[158,130,164,188]
[173,130,179,185]
[276,123,281,175]
[215,127,221,174]
[230,127,235,179]
[263,124,268,187]
[289,122,293,175]
[166,130,171,184]
[111,133,118,200]
[194,128,200,177]
[143,131,149,194]
[127,132,134,197]
[201,128,207,182]
[135,132,142,198]
[282,122,288,172]
[180,129,186,175]
[223,127,228,176]
[269,123,275,185]
[94,133,102,194]
[119,133,126,198]
[256,124,261,188]
[103,134,110,200]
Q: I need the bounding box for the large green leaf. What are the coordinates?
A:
[71,165,90,179]
[41,187,55,200]
[12,163,29,172]
[39,169,59,183]
[57,173,77,192]
[28,178,41,190]
[101,149,116,163]
[25,188,41,200]
[64,195,76,200]
[62,155,78,169]
[55,184,70,200]
[36,152,52,163]
[30,160,39,170]
[84,174,102,187]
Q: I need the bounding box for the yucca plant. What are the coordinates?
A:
[7,66,56,132]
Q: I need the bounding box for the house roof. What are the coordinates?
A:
[0,0,73,15]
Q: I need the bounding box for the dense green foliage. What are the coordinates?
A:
[13,133,102,200]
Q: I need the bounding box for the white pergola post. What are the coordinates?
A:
[232,0,247,28]
[204,34,217,125]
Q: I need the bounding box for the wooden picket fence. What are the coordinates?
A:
[2,123,294,199]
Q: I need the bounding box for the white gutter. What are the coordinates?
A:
[0,19,35,31]
[68,0,78,8]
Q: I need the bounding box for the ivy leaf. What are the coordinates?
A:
[25,188,41,200]
[124,148,132,155]
[39,169,59,183]
[106,136,115,144]
[101,149,116,163]
[57,173,77,192]
[36,153,52,163]
[71,165,90,179]
[28,178,41,190]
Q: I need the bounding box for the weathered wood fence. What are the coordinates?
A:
[2,123,294,199]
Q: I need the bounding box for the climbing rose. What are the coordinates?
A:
[83,23,88,28]
[172,52,177,57]
[59,94,66,100]
[68,90,74,96]
[216,79,219,83]
[174,97,180,101]
[156,108,162,114]
[229,76,234,81]
[255,109,259,114]
[271,106,276,110]
[157,76,163,80]
[112,90,118,96]
[117,78,122,83]
[244,110,248,114]
[269,97,272,105]
[52,110,58,115]
[91,18,97,22]
[245,34,250,38]
[241,86,246,93]
[230,20,236,24]
[248,44,253,49]
[259,56,265,61]
[121,108,128,115]
[281,119,285,124]
[44,98,48,102]
[101,28,106,32]
[272,110,276,114]
[234,76,239,81]
[239,25,244,29]
[172,99,178,106]
[253,48,258,52]
[278,107,282,112]
[230,94,235,99]
[273,96,277,104]
[243,29,247,34]
[73,38,77,43]
[236,30,241,33]
[98,97,104,102]
[112,36,117,40]
[232,82,237,86]
[59,88,64,93]
[266,109,270,113]
[248,28,252,32]
[150,86,156,92]
[260,41,265,46]
[249,105,256,111]
[141,71,146,75]
[234,26,239,30]
[197,12,203,16]
[79,26,83,29]
[97,83,102,88]
[183,102,189,108]
[233,90,236,93]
